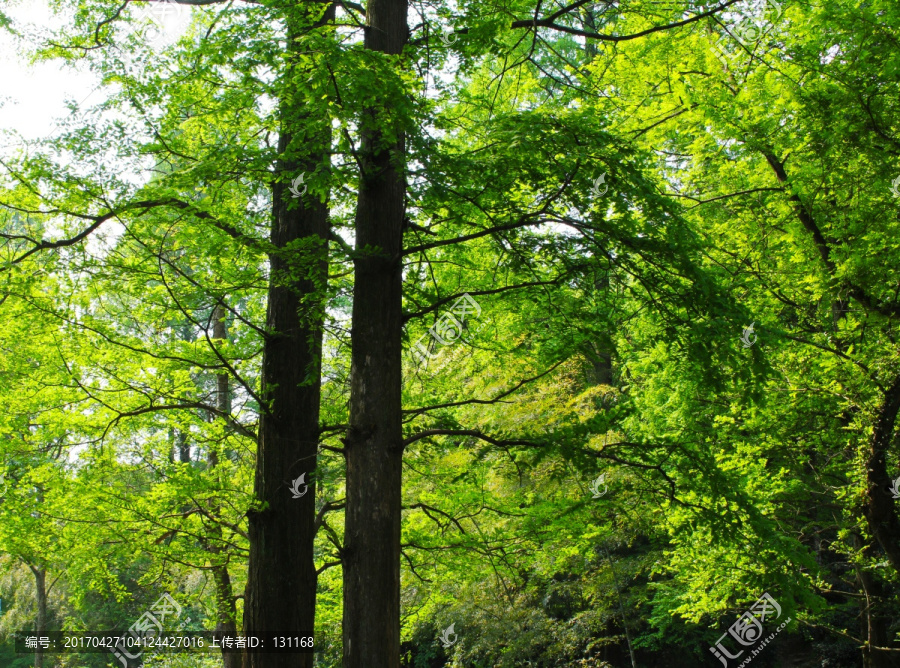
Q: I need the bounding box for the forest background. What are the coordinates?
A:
[1,0,900,667]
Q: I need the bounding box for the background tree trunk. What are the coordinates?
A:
[209,302,240,668]
[214,564,240,668]
[30,565,46,668]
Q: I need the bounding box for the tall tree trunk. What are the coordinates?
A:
[29,565,46,668]
[243,6,333,667]
[342,0,408,663]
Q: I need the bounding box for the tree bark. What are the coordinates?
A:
[242,6,333,667]
[342,0,408,664]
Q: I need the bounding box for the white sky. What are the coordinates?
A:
[0,1,102,143]
[0,0,191,146]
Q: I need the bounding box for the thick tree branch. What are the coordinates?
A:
[185,500,250,542]
[403,167,576,256]
[400,548,432,583]
[318,517,344,555]
[101,401,257,442]
[316,559,343,576]
[314,499,346,532]
[2,215,109,269]
[1,195,262,270]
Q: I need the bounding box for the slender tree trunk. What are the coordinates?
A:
[29,565,46,668]
[853,535,897,668]
[342,0,408,663]
[207,302,240,668]
[243,7,333,667]
[178,429,190,463]
[213,302,230,436]
[213,564,241,668]
[605,550,637,668]
[582,273,613,387]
